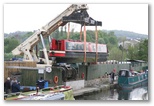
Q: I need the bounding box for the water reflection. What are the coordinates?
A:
[117,89,131,100]
[75,86,148,100]
[117,86,148,100]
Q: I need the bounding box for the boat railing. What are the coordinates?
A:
[128,73,148,85]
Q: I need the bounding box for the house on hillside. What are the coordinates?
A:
[118,39,140,50]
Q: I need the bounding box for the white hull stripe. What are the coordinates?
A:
[49,51,65,53]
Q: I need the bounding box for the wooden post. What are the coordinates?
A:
[80,25,82,41]
[67,22,70,39]
[84,24,86,63]
[95,25,98,63]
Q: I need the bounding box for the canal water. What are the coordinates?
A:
[75,86,148,100]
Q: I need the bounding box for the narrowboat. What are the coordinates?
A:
[118,69,148,89]
[40,39,108,63]
[4,85,75,100]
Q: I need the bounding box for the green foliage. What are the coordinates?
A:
[138,39,148,62]
[70,32,80,40]
[21,32,34,42]
[103,37,108,44]
[4,53,23,61]
[4,37,19,53]
[86,30,95,42]
[108,36,117,45]
[108,47,126,61]
[98,38,105,44]
[127,45,139,60]
[4,29,148,62]
[108,31,114,36]
[4,53,13,60]
[51,29,67,40]
[126,39,148,62]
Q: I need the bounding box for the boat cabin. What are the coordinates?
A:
[118,69,148,89]
[118,69,132,77]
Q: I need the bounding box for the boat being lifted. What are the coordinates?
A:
[6,4,109,100]
[12,4,108,65]
[39,39,108,63]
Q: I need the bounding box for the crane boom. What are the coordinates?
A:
[12,4,88,62]
[11,4,103,66]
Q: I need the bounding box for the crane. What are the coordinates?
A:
[11,4,102,67]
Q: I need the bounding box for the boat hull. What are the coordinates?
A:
[118,79,148,90]
[118,72,148,90]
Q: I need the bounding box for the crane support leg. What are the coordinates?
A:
[80,25,83,41]
[67,23,70,39]
[48,35,52,43]
[95,25,98,63]
[40,34,50,65]
[84,24,86,63]
[23,50,33,61]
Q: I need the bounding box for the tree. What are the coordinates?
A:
[4,53,13,61]
[119,44,124,62]
[138,39,148,62]
[51,28,60,39]
[108,36,118,45]
[126,39,148,62]
[108,47,126,61]
[21,32,34,42]
[98,38,105,44]
[70,32,80,40]
[86,30,95,42]
[118,36,126,62]
[4,37,19,53]
[103,37,108,44]
[127,44,139,60]
[108,31,114,36]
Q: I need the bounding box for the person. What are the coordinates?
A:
[37,59,44,64]
[130,68,134,76]
[36,77,45,89]
[109,68,116,84]
[4,77,11,94]
[11,77,20,93]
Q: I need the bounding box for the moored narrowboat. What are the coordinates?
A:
[4,85,75,100]
[118,69,148,89]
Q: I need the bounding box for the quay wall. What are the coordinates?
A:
[4,61,147,87]
[78,64,130,80]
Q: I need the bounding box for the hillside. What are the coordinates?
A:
[103,30,148,39]
[4,30,148,41]
[4,31,28,38]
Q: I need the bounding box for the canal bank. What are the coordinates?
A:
[72,78,117,97]
[74,86,148,100]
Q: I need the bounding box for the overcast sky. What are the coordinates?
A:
[1,1,152,106]
[4,4,148,35]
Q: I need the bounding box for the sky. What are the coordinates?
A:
[1,0,153,106]
[4,3,148,35]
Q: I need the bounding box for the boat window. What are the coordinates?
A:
[119,71,126,76]
[125,71,130,77]
[119,70,132,77]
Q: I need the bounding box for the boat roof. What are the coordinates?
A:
[133,71,139,73]
[119,69,130,71]
[126,59,146,63]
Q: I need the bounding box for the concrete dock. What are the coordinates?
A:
[73,83,117,97]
